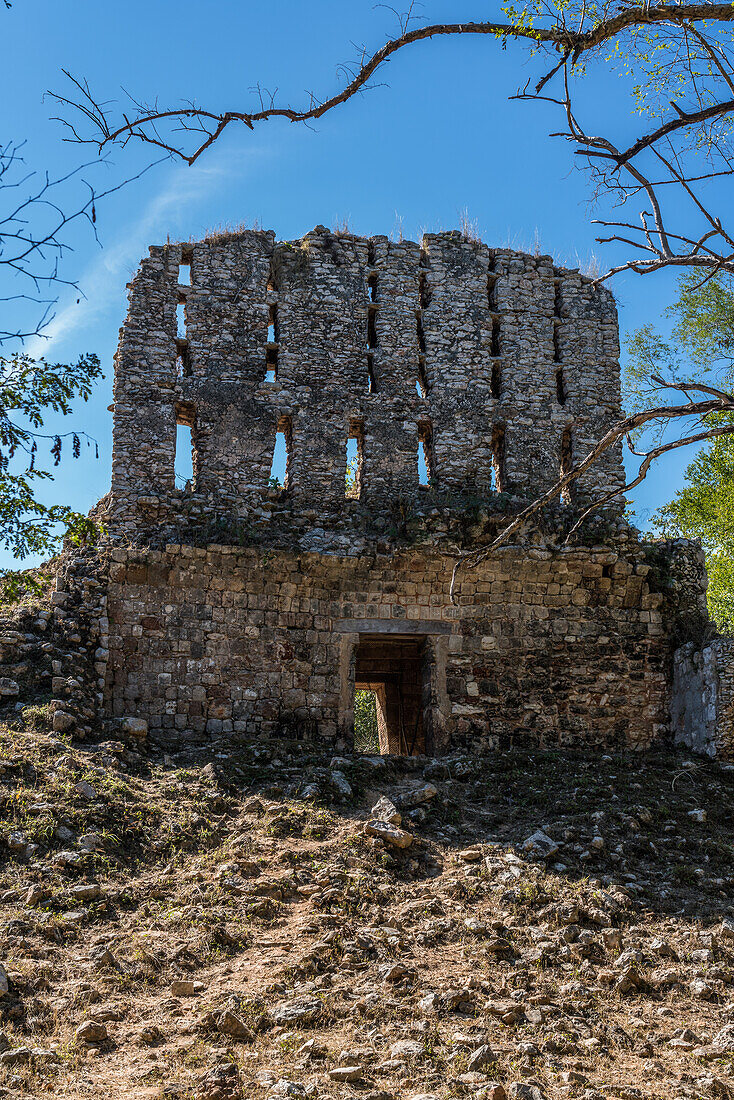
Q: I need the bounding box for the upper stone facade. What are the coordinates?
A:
[108,227,624,543]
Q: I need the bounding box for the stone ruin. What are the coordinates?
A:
[1,226,729,757]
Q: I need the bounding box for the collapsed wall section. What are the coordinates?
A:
[108,228,624,543]
[104,539,704,754]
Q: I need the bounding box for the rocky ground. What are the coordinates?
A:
[1,723,734,1100]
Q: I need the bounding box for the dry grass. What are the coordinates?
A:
[1,729,733,1098]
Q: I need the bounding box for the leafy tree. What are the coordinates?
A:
[0,351,102,560]
[626,272,734,629]
[652,430,734,630]
[0,134,120,593]
[626,272,734,411]
[354,689,379,753]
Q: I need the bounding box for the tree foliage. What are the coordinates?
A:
[626,271,734,410]
[626,273,734,628]
[0,131,120,588]
[652,430,734,630]
[353,689,379,754]
[0,351,102,560]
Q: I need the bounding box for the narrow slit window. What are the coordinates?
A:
[560,426,574,504]
[367,354,376,394]
[417,312,426,355]
[267,303,278,345]
[345,423,364,499]
[367,309,377,350]
[417,423,433,487]
[419,271,432,309]
[265,346,278,383]
[487,270,497,311]
[416,360,429,398]
[553,320,562,364]
[174,403,197,490]
[176,298,187,340]
[176,343,191,381]
[367,274,378,303]
[491,317,501,358]
[490,423,505,493]
[269,417,291,491]
[179,246,193,286]
[491,362,501,399]
[556,366,566,405]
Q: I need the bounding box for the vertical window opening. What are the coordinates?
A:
[178,246,193,286]
[417,423,433,487]
[419,271,432,309]
[367,240,376,266]
[556,367,566,405]
[345,422,364,499]
[367,274,378,303]
[269,416,291,491]
[491,317,501,359]
[367,308,378,350]
[487,268,497,311]
[416,360,429,398]
[490,423,505,493]
[176,297,187,340]
[553,278,563,364]
[267,303,278,346]
[175,403,197,490]
[417,312,426,355]
[265,347,278,383]
[367,354,376,394]
[491,362,501,399]
[560,426,574,504]
[176,341,191,381]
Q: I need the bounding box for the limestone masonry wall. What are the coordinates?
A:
[91,225,716,757]
[105,540,703,755]
[672,639,734,759]
[108,228,623,544]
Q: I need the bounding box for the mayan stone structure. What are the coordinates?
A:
[96,226,713,756]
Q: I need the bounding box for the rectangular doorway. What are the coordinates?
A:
[353,635,429,755]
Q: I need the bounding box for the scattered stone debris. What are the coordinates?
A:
[0,725,734,1098]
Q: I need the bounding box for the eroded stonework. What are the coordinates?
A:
[95,227,711,755]
[109,227,624,544]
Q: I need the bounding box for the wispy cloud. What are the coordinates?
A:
[25,146,266,360]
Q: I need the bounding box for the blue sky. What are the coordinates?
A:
[1,1,700,563]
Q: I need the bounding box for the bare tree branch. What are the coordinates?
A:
[50,5,734,164]
[49,3,734,282]
[450,379,734,601]
[0,141,158,343]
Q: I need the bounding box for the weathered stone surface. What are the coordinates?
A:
[364,820,413,848]
[75,1021,108,1044]
[121,716,148,739]
[28,224,705,759]
[52,710,75,732]
[271,997,323,1025]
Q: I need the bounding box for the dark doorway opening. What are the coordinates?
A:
[354,635,429,755]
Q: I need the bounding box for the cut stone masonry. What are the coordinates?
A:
[6,226,721,757]
[108,227,624,545]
